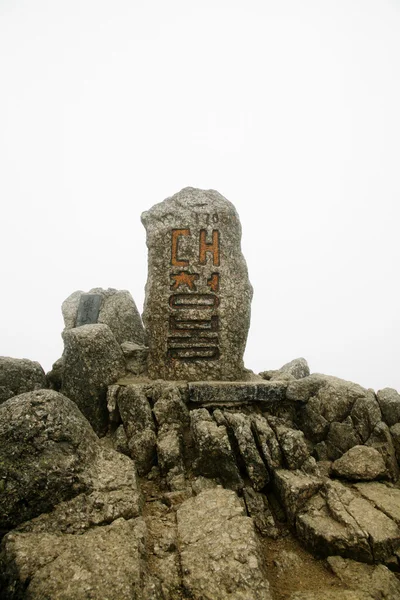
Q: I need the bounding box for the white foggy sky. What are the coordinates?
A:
[1,0,399,392]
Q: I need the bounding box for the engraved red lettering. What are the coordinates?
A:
[171,229,190,266]
[199,230,220,266]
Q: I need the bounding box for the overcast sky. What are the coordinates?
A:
[1,0,399,392]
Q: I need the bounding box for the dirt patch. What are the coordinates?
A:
[259,531,348,600]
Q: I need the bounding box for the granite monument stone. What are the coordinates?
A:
[141,187,253,380]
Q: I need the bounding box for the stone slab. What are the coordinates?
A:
[354,482,400,524]
[188,380,287,405]
[75,294,102,326]
[176,488,272,599]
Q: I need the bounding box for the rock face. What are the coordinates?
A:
[62,324,126,435]
[1,357,400,598]
[0,357,46,404]
[13,445,143,536]
[296,479,400,564]
[0,390,98,533]
[141,187,253,381]
[62,287,145,345]
[0,442,144,600]
[0,387,145,599]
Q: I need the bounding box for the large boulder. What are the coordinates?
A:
[0,390,98,533]
[62,287,145,345]
[62,324,126,435]
[0,388,145,599]
[350,393,382,443]
[287,374,368,412]
[1,517,150,600]
[288,375,373,447]
[273,470,323,525]
[141,187,253,381]
[0,357,46,404]
[325,420,361,460]
[12,444,142,536]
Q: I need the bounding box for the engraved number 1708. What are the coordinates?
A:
[195,213,219,224]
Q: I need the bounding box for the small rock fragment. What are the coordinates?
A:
[274,469,323,525]
[243,486,279,538]
[224,411,269,490]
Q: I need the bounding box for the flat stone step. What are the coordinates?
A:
[188,380,287,405]
[176,487,272,599]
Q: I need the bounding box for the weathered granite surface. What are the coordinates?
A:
[141,187,253,380]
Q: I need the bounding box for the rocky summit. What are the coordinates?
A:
[1,188,400,600]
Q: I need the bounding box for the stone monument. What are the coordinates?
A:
[141,187,253,380]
